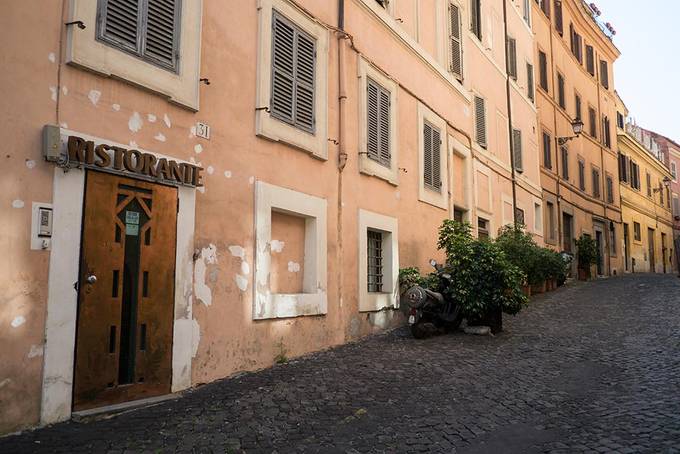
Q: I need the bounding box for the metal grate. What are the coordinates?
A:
[367,230,383,293]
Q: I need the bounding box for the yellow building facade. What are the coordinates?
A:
[616,98,675,273]
[533,0,623,277]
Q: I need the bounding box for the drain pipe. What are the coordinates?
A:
[501,0,518,224]
[337,0,348,326]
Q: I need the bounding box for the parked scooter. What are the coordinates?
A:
[403,260,463,339]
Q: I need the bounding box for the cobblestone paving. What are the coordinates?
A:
[3,274,680,453]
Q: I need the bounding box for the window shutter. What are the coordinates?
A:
[607,177,614,203]
[448,3,463,79]
[555,0,563,34]
[543,132,551,169]
[143,0,180,68]
[474,96,487,148]
[423,122,441,192]
[579,161,585,190]
[557,74,565,109]
[539,51,548,91]
[600,60,609,89]
[527,63,534,102]
[271,12,316,133]
[432,127,441,190]
[294,31,316,132]
[575,94,582,120]
[507,37,517,80]
[471,0,481,39]
[100,0,140,51]
[513,129,523,172]
[561,146,569,180]
[586,45,595,75]
[673,197,680,216]
[271,14,296,124]
[592,169,600,198]
[367,79,391,167]
[589,107,597,137]
[646,172,652,196]
[367,80,380,163]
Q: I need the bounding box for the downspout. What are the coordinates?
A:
[501,0,518,224]
[337,0,348,328]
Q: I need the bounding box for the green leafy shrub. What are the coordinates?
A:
[575,234,598,277]
[436,220,527,320]
[496,224,542,285]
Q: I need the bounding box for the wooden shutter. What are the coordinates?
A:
[592,169,600,198]
[589,107,597,137]
[606,176,614,203]
[100,0,140,51]
[143,0,180,68]
[271,12,316,133]
[474,96,487,148]
[557,74,565,108]
[575,94,582,120]
[646,172,652,196]
[600,60,609,89]
[561,146,569,180]
[448,3,463,79]
[294,31,316,132]
[586,45,595,75]
[527,63,534,101]
[366,78,391,167]
[539,51,548,91]
[507,37,517,80]
[471,0,481,39]
[542,132,551,169]
[512,129,523,172]
[423,122,441,192]
[555,0,563,34]
[579,161,585,190]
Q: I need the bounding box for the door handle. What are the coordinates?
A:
[86,273,97,284]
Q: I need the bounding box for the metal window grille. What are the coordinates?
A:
[367,230,384,293]
[366,78,391,167]
[270,11,316,133]
[97,0,182,72]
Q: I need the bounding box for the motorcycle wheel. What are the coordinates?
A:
[410,322,435,339]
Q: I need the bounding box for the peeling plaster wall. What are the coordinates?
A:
[269,212,306,294]
[0,0,552,434]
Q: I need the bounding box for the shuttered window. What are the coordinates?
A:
[542,131,552,169]
[600,60,609,89]
[606,176,614,203]
[557,73,565,109]
[97,0,182,72]
[512,129,523,172]
[423,122,442,192]
[474,96,487,148]
[507,37,518,80]
[586,45,595,76]
[541,0,550,17]
[366,78,391,167]
[271,11,316,133]
[470,0,482,40]
[618,153,629,183]
[592,168,601,198]
[588,107,597,138]
[539,51,548,91]
[554,0,563,35]
[646,172,652,197]
[673,196,680,216]
[523,0,531,25]
[578,160,586,191]
[603,116,611,148]
[575,93,582,120]
[448,3,463,80]
[527,63,535,102]
[561,146,569,180]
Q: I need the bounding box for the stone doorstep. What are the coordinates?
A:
[71,393,181,423]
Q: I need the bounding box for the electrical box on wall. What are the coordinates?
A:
[43,124,62,162]
[31,202,53,250]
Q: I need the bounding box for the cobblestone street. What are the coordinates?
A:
[2,274,680,453]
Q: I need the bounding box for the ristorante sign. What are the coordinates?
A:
[67,135,203,187]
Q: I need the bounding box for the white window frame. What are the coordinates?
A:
[357,57,399,185]
[358,209,399,312]
[417,103,449,210]
[533,200,543,235]
[66,0,202,110]
[254,181,327,319]
[255,0,329,159]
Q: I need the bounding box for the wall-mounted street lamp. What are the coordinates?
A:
[558,119,585,146]
[652,176,672,193]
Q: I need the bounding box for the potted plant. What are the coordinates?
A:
[437,220,527,334]
[496,224,540,298]
[575,234,598,280]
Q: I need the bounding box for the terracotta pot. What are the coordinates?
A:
[522,284,531,297]
[531,281,546,294]
[578,268,588,281]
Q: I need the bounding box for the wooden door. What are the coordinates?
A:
[73,170,177,411]
[648,228,656,273]
[661,233,667,273]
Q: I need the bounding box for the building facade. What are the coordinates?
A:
[0,0,545,434]
[533,0,623,277]
[615,100,675,274]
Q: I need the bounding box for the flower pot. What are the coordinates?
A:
[522,284,531,297]
[531,281,546,294]
[578,268,588,281]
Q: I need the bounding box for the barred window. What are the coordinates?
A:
[367,230,384,293]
